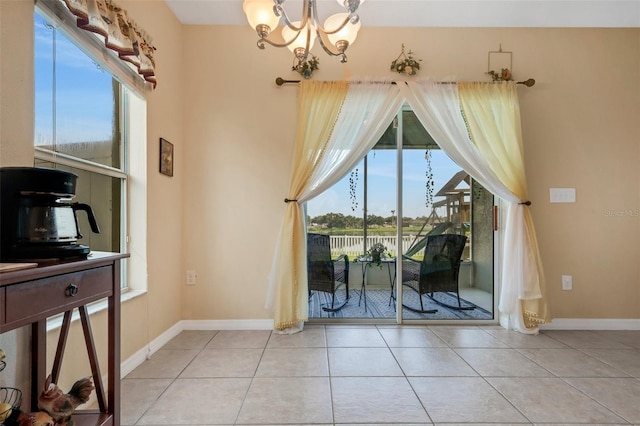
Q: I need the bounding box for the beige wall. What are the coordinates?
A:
[516,29,639,318]
[0,0,34,166]
[0,0,38,396]
[119,0,185,355]
[181,25,639,321]
[0,0,638,392]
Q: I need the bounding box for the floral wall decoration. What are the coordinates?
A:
[390,44,421,76]
[487,68,513,81]
[486,44,513,82]
[292,55,319,79]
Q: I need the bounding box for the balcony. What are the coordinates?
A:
[308,234,493,321]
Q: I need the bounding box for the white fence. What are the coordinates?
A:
[329,235,418,258]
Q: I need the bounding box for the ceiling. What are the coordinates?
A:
[165,0,640,27]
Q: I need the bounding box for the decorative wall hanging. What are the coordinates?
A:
[390,44,421,76]
[424,149,434,209]
[349,168,359,211]
[293,54,319,79]
[159,138,174,177]
[486,44,513,81]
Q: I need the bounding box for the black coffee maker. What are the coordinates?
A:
[0,167,101,261]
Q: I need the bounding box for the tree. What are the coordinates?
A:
[322,212,346,229]
[367,214,385,227]
[344,215,362,228]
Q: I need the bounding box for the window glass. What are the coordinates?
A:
[34,13,120,169]
[33,160,122,253]
[307,158,364,259]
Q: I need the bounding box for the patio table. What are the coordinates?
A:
[356,256,397,312]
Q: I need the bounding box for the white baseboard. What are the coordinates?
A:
[180,319,274,331]
[148,322,185,354]
[541,318,640,330]
[120,345,149,379]
[120,321,183,378]
[120,319,273,377]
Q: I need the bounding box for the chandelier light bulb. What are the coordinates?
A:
[282,21,316,54]
[243,0,280,36]
[324,13,360,51]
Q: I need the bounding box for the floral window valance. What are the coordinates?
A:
[62,0,157,88]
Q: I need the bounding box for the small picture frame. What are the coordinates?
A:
[159,138,174,177]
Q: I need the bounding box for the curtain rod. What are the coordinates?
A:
[275,77,536,87]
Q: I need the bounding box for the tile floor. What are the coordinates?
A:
[121,326,640,425]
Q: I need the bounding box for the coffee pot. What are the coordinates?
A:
[0,167,101,261]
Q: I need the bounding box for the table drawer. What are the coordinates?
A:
[4,266,112,328]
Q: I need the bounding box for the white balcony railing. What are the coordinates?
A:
[328,235,418,258]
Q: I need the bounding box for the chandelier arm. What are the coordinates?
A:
[317,14,355,36]
[310,0,321,29]
[258,32,305,50]
[309,0,349,62]
[301,22,313,62]
[276,1,310,32]
[309,0,360,36]
[315,30,348,62]
[343,0,361,14]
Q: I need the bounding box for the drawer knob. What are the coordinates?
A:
[66,283,79,297]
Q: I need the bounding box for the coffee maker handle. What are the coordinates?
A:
[72,203,101,234]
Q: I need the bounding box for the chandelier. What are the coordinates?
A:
[243,0,364,70]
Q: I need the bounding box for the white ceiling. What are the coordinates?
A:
[165,0,640,27]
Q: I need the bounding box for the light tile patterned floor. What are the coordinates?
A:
[121,326,640,425]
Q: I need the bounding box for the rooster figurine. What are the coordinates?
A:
[3,408,54,426]
[37,375,94,426]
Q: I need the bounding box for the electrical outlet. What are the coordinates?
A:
[186,270,197,285]
[562,274,572,291]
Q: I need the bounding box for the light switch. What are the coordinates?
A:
[550,188,576,203]
[562,275,572,290]
[186,270,197,285]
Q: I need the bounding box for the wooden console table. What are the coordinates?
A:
[0,251,129,426]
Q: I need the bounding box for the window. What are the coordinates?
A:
[34,7,147,291]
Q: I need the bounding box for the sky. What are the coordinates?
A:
[34,13,115,147]
[307,148,466,220]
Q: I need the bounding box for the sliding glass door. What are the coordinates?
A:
[307,107,495,322]
[398,109,494,321]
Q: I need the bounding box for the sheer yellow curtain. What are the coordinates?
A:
[270,80,349,332]
[458,82,550,330]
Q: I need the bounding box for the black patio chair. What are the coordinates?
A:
[402,233,473,313]
[307,233,349,312]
